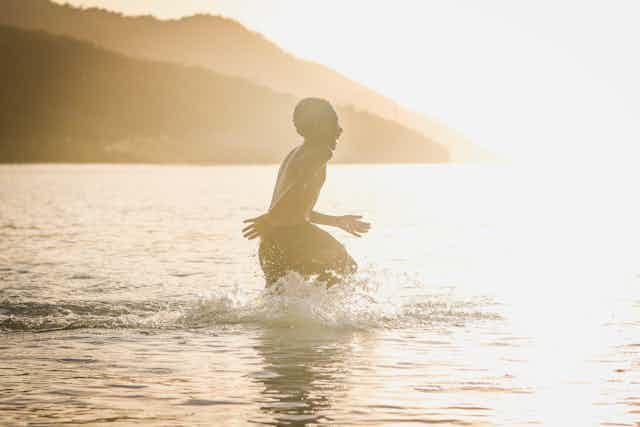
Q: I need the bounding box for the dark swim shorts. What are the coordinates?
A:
[258,222,357,287]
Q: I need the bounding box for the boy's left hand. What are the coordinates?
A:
[242,213,274,240]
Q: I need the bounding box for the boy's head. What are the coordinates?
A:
[293,98,342,148]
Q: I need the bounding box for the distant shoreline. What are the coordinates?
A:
[0,161,458,167]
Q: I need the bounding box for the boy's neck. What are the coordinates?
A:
[303,137,335,151]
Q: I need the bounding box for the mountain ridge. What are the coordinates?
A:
[0,0,491,161]
[0,25,449,164]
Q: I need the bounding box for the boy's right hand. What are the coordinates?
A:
[335,215,371,237]
[242,213,274,240]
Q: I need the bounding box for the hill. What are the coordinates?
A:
[0,0,490,161]
[0,26,449,164]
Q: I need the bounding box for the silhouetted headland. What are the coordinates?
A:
[0,25,450,164]
[0,0,491,162]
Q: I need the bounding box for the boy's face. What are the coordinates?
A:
[325,118,342,150]
[324,120,342,150]
[306,116,342,149]
[303,113,342,149]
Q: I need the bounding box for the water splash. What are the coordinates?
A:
[180,271,500,330]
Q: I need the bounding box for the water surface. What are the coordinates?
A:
[1,164,639,426]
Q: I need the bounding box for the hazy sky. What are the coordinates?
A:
[53,0,640,162]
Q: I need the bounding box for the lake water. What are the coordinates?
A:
[1,163,639,426]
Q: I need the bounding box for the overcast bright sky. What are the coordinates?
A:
[53,0,640,162]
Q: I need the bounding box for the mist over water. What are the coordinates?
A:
[1,164,639,426]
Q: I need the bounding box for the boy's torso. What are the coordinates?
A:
[267,144,329,226]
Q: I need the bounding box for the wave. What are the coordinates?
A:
[0,273,500,332]
[0,299,185,332]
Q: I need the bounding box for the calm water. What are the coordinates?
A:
[1,164,639,426]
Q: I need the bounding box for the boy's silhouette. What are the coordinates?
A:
[243,98,370,287]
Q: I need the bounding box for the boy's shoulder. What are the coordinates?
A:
[279,143,331,179]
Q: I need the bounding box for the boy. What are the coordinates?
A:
[242,98,370,287]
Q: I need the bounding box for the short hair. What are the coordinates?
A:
[293,98,338,138]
